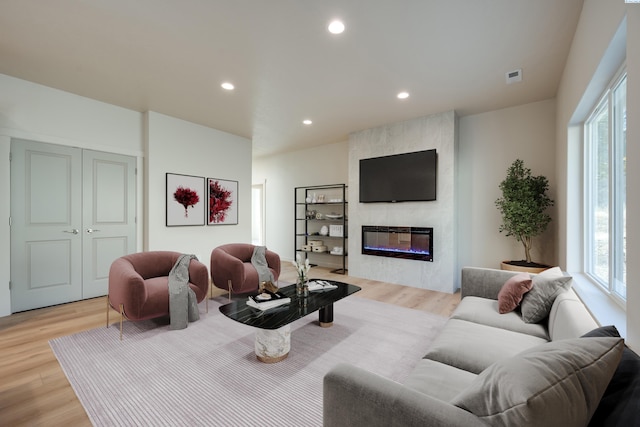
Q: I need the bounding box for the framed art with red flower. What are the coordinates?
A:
[207,178,238,225]
[166,173,205,226]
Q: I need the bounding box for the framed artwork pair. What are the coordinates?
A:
[166,173,238,227]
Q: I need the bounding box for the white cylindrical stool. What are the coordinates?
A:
[255,325,291,363]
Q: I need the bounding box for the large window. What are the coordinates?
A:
[584,70,627,301]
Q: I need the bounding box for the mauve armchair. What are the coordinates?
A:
[210,243,281,296]
[107,251,209,339]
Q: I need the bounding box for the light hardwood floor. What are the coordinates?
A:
[0,265,460,426]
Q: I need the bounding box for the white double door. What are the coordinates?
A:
[10,139,136,312]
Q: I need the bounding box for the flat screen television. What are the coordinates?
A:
[359,149,437,203]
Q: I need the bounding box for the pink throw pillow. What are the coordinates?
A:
[497,273,533,314]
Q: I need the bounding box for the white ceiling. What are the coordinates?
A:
[0,0,584,158]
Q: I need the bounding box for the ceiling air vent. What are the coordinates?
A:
[505,69,522,84]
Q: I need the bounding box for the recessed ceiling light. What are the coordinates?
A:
[221,82,235,90]
[303,119,313,125]
[397,91,410,99]
[328,20,345,34]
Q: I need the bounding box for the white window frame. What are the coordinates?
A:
[583,66,627,304]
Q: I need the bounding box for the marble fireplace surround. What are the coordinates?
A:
[348,111,457,293]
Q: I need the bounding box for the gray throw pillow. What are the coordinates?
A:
[520,274,572,323]
[451,337,624,427]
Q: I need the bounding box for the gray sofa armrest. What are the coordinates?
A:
[460,267,520,300]
[323,363,486,427]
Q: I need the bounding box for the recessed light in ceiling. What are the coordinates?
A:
[303,119,313,125]
[397,91,410,99]
[221,82,235,90]
[328,20,345,34]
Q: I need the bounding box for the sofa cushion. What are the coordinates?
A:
[404,359,477,402]
[451,296,548,340]
[520,272,572,324]
[460,267,522,300]
[423,319,547,374]
[582,326,640,427]
[497,272,532,313]
[548,289,598,340]
[451,337,624,427]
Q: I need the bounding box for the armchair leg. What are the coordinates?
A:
[106,296,110,328]
[119,304,124,341]
[228,279,232,301]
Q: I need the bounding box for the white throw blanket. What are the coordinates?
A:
[251,246,275,284]
[168,254,200,330]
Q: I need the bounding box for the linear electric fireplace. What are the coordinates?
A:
[362,226,433,262]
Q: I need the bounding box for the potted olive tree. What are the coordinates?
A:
[495,159,554,273]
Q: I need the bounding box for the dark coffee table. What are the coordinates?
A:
[219,279,361,362]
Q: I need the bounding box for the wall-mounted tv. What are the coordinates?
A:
[359,149,437,203]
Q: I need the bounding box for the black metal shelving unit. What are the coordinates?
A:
[294,184,347,274]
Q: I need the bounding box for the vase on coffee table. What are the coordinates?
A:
[293,254,310,298]
[296,278,307,297]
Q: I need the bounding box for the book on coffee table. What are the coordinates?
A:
[307,280,338,292]
[246,292,291,311]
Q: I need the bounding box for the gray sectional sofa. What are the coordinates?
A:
[323,266,631,427]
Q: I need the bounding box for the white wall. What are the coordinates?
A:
[0,73,144,317]
[348,111,458,293]
[255,103,558,293]
[252,140,349,267]
[0,75,143,154]
[556,0,628,273]
[458,99,557,269]
[555,0,640,348]
[0,74,253,318]
[144,111,252,263]
[0,74,143,316]
[627,0,640,353]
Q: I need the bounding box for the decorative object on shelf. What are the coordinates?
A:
[166,173,205,226]
[330,246,343,255]
[306,210,316,219]
[329,224,344,237]
[325,213,343,219]
[313,245,328,253]
[308,240,323,246]
[319,225,329,236]
[315,212,323,219]
[207,178,238,225]
[495,159,553,271]
[292,253,310,297]
[317,194,325,203]
[305,196,312,203]
[311,193,317,203]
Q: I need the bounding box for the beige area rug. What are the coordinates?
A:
[50,295,446,427]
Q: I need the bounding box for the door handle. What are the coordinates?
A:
[63,229,80,235]
[86,228,101,234]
